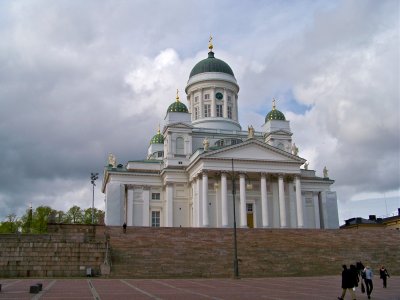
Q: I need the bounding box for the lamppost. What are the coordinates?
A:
[229,158,253,279]
[90,172,99,224]
[231,159,239,279]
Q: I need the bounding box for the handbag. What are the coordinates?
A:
[361,282,365,293]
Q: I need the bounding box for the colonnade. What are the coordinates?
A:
[193,171,305,229]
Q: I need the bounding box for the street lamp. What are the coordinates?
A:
[229,159,253,279]
[90,172,99,224]
[231,159,239,279]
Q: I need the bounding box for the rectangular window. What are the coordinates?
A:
[151,193,160,200]
[228,96,232,102]
[151,211,160,227]
[194,107,198,120]
[246,203,253,212]
[216,104,223,117]
[204,94,210,100]
[204,104,211,117]
[194,96,199,103]
[227,106,232,119]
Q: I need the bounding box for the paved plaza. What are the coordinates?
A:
[0,276,399,300]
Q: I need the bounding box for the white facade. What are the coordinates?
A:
[102,46,339,229]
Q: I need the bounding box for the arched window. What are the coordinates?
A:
[176,137,184,155]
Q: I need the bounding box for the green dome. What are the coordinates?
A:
[265,108,286,122]
[167,100,188,113]
[189,51,234,78]
[150,132,164,144]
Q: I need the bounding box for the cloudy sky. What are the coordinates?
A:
[0,0,399,224]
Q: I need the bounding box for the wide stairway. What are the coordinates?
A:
[106,226,400,278]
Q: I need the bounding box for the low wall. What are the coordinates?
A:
[0,224,106,277]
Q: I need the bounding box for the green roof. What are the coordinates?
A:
[265,108,286,122]
[167,100,188,113]
[189,51,234,78]
[150,132,164,144]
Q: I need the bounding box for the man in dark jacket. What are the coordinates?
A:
[338,264,356,300]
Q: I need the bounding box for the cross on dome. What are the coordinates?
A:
[208,35,213,52]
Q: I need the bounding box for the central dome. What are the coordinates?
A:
[189,51,234,78]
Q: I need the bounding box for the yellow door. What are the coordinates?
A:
[247,213,254,228]
[246,203,254,228]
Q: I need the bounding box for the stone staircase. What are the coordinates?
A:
[1,225,398,278]
[106,226,400,278]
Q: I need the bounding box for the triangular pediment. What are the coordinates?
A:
[203,139,304,163]
[266,129,292,136]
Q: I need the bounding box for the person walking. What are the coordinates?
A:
[338,264,356,300]
[122,222,127,233]
[379,266,390,288]
[350,264,359,290]
[363,266,374,299]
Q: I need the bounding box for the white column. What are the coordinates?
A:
[202,171,209,227]
[221,172,228,227]
[239,174,247,227]
[166,183,174,227]
[234,95,239,121]
[127,188,134,226]
[313,192,321,229]
[211,87,216,117]
[278,175,287,228]
[223,89,228,118]
[260,173,269,227]
[199,89,204,118]
[142,187,150,227]
[196,176,202,227]
[295,176,304,228]
[189,92,194,114]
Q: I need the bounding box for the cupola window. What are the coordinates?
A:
[204,104,211,117]
[227,106,232,119]
[176,137,184,155]
[204,94,210,100]
[216,104,223,117]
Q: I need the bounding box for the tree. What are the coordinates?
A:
[83,208,104,224]
[32,206,55,233]
[0,214,20,233]
[66,205,83,224]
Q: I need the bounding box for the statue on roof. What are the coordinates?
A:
[291,143,299,156]
[108,153,116,168]
[304,162,309,170]
[248,125,254,138]
[203,137,209,151]
[323,166,328,178]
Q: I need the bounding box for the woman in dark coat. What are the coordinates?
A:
[379,266,390,288]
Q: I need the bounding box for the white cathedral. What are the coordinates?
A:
[101,40,339,229]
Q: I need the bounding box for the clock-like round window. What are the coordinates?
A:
[216,92,223,100]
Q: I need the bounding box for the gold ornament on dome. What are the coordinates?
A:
[208,35,213,51]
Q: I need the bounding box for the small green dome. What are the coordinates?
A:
[150,132,164,144]
[265,101,286,122]
[167,101,188,113]
[189,51,234,78]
